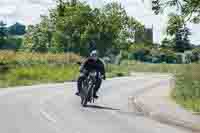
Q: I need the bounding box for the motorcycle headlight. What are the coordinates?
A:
[90,71,97,77]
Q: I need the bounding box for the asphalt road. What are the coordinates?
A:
[0,75,193,133]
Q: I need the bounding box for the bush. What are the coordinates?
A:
[128,44,151,61]
[191,48,200,62]
[128,47,178,63]
[160,49,177,63]
[0,37,23,51]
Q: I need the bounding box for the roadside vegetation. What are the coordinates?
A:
[0,64,79,87]
[0,51,81,87]
[0,51,126,88]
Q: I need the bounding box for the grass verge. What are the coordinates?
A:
[0,64,79,88]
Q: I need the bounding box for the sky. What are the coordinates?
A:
[0,0,200,44]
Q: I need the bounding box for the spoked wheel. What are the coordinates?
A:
[80,80,90,107]
[81,86,92,107]
[81,96,87,107]
[80,87,88,107]
[80,77,95,107]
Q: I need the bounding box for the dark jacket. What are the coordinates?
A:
[80,57,105,77]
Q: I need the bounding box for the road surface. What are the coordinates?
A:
[0,74,193,133]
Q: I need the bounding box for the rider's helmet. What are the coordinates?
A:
[89,40,96,52]
[90,50,99,61]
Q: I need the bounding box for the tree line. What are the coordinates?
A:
[0,21,26,50]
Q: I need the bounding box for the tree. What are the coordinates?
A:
[191,48,200,62]
[167,14,184,36]
[71,0,77,6]
[53,2,95,54]
[23,23,50,52]
[161,37,173,48]
[151,0,200,52]
[171,27,191,52]
[115,16,144,51]
[24,0,144,55]
[0,21,24,51]
[8,22,26,35]
[182,27,192,50]
[98,2,144,55]
[97,2,128,54]
[152,0,200,23]
[23,25,35,51]
[165,14,192,52]
[0,21,8,49]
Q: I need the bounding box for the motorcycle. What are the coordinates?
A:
[79,71,102,107]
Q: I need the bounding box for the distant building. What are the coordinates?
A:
[135,27,153,44]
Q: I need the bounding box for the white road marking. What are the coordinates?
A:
[40,109,57,123]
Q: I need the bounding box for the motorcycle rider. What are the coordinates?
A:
[76,50,106,99]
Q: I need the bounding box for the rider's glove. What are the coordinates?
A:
[80,69,88,74]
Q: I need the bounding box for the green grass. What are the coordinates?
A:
[0,64,79,88]
[0,63,128,88]
[0,51,82,88]
[0,63,129,88]
[105,64,129,78]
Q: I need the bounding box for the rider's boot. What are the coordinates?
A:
[93,93,99,99]
[75,91,80,96]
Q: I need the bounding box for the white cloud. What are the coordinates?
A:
[85,0,105,8]
[0,0,21,5]
[0,0,55,25]
[0,5,17,16]
[27,0,54,5]
[188,24,200,44]
[16,4,50,24]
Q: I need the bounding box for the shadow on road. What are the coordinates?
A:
[86,104,120,111]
